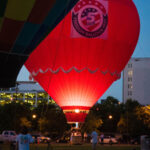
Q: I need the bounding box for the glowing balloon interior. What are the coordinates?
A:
[26,0,140,123]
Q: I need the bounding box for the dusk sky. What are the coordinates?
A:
[17,0,150,102]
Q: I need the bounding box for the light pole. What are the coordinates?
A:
[108,115,113,133]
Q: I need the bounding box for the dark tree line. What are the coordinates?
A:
[0,102,69,140]
[0,97,150,140]
[81,97,150,139]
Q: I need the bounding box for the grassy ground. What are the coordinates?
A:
[30,144,140,150]
[0,143,140,150]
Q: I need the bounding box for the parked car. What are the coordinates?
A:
[0,130,17,143]
[56,136,70,143]
[32,134,51,143]
[56,138,68,143]
[99,135,118,144]
[130,137,140,145]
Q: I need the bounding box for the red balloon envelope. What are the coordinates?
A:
[25,0,140,123]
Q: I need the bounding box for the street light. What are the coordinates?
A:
[108,115,113,119]
[32,114,37,119]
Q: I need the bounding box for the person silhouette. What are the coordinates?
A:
[16,126,33,150]
[91,130,98,150]
[100,133,104,145]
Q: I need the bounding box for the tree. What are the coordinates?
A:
[20,117,32,128]
[43,108,68,139]
[33,103,68,139]
[93,96,122,133]
[117,116,127,134]
[0,102,32,133]
[136,105,150,129]
[117,99,148,137]
[81,111,103,135]
[38,117,49,133]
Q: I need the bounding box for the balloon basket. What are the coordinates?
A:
[70,126,82,145]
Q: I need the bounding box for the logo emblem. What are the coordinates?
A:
[72,0,108,38]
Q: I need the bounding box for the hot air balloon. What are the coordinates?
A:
[25,0,140,123]
[0,0,79,88]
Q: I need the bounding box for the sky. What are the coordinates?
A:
[17,0,150,102]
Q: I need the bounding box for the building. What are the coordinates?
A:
[0,81,56,106]
[123,58,150,105]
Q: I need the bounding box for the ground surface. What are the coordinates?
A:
[0,143,140,150]
[31,144,140,150]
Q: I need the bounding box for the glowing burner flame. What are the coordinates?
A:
[75,109,80,113]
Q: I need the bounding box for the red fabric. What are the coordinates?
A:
[61,106,90,110]
[25,0,140,122]
[65,112,88,123]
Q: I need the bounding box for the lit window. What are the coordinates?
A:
[128,70,133,76]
